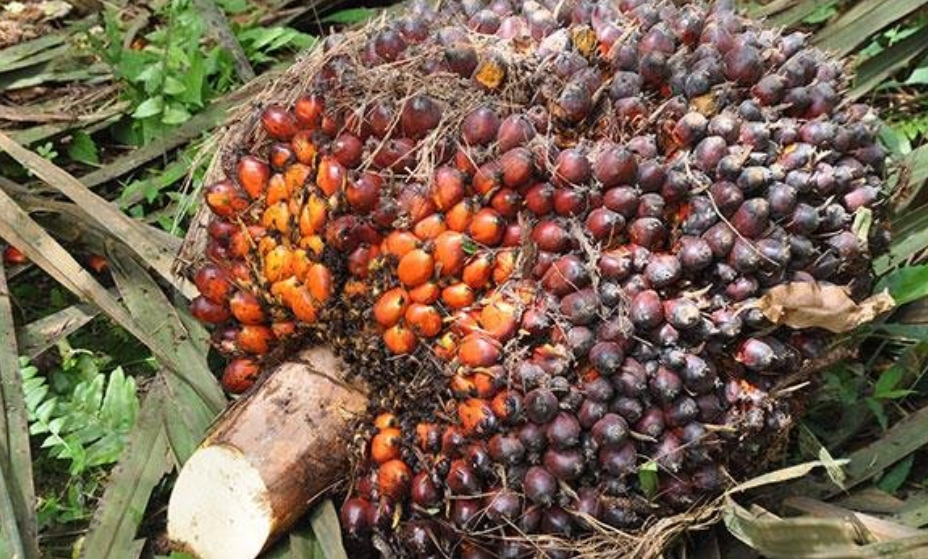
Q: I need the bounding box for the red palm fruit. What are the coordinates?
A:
[461,106,501,145]
[236,155,270,200]
[462,252,494,289]
[480,299,518,341]
[446,459,481,495]
[268,143,295,170]
[316,156,347,197]
[374,287,410,328]
[190,296,230,324]
[594,145,638,188]
[291,131,317,165]
[86,254,108,273]
[458,333,501,367]
[412,213,446,240]
[383,323,418,354]
[500,147,535,188]
[473,368,501,399]
[541,254,590,296]
[295,94,325,129]
[405,303,442,338]
[555,148,592,186]
[491,188,521,219]
[525,387,559,425]
[501,222,522,247]
[344,173,380,212]
[431,167,466,210]
[221,358,260,394]
[330,133,362,168]
[367,100,395,138]
[454,145,479,176]
[207,219,236,242]
[346,245,377,278]
[398,248,434,287]
[401,94,442,139]
[382,230,419,259]
[532,219,571,252]
[473,161,503,195]
[205,180,250,217]
[409,281,439,304]
[229,291,265,324]
[524,466,557,505]
[498,113,535,151]
[458,397,497,437]
[433,231,466,276]
[397,182,436,223]
[237,325,275,354]
[469,208,505,245]
[724,44,763,85]
[319,110,343,137]
[378,459,412,500]
[340,498,372,539]
[260,201,290,235]
[271,320,296,338]
[262,105,297,141]
[263,246,295,283]
[373,138,416,171]
[371,427,402,464]
[488,434,526,466]
[410,471,442,507]
[525,182,555,215]
[194,264,233,303]
[446,199,477,231]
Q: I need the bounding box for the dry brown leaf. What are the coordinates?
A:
[756,282,895,333]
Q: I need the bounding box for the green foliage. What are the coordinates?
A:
[93,0,312,146]
[20,350,140,476]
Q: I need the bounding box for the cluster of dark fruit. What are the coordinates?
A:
[187,0,887,555]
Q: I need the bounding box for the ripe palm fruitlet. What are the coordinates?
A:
[187,0,889,555]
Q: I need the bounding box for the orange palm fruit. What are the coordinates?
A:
[270,277,300,304]
[382,230,419,259]
[87,254,108,273]
[236,155,270,199]
[492,249,516,284]
[237,324,275,354]
[300,234,325,256]
[263,245,296,283]
[261,201,291,234]
[229,291,266,324]
[257,235,278,256]
[271,321,297,338]
[445,199,476,232]
[288,285,320,323]
[416,423,440,452]
[377,459,412,499]
[449,309,480,337]
[228,226,264,259]
[468,207,505,246]
[397,248,434,287]
[409,281,440,304]
[458,398,496,436]
[450,373,477,398]
[268,143,295,170]
[291,130,317,165]
[316,156,347,197]
[285,163,312,195]
[371,427,402,464]
[433,231,466,277]
[479,298,519,341]
[462,252,494,289]
[404,303,443,338]
[343,279,369,297]
[221,358,260,394]
[299,195,327,237]
[473,368,501,399]
[383,323,417,354]
[434,332,458,361]
[374,412,398,430]
[413,213,447,240]
[305,263,333,303]
[431,166,466,211]
[265,173,288,205]
[442,282,475,309]
[373,287,410,328]
[291,249,312,281]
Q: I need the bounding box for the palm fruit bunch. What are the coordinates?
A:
[188,0,889,555]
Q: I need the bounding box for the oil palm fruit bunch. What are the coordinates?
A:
[189,0,888,555]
